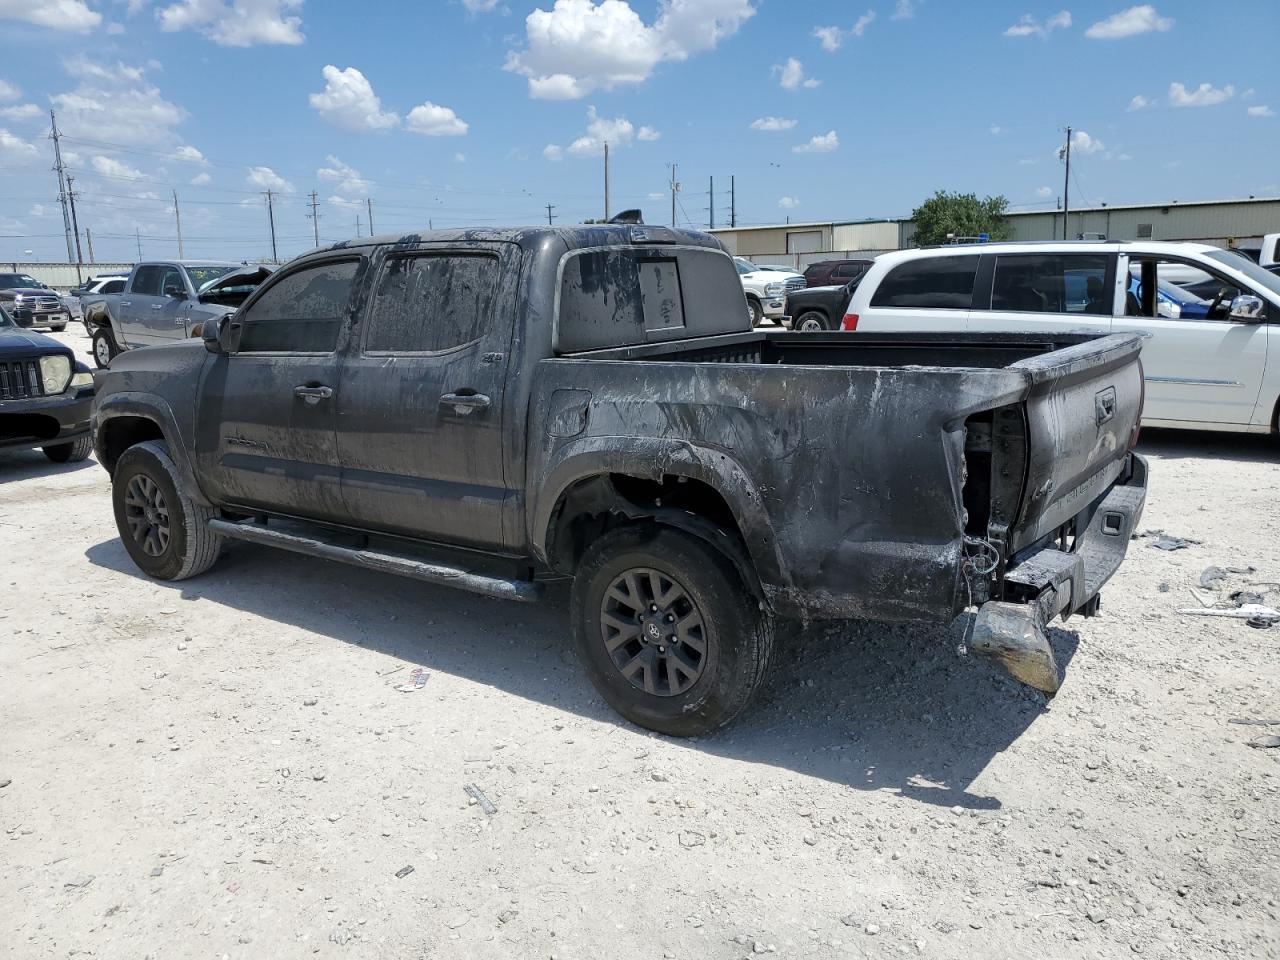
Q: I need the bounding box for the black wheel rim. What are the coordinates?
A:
[600,567,707,697]
[124,474,171,557]
[94,336,111,365]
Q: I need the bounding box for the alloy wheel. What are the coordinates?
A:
[599,567,707,696]
[124,473,171,557]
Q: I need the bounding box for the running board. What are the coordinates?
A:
[207,518,543,603]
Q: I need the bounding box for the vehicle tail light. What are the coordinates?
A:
[841,312,859,331]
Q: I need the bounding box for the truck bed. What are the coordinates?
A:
[531,329,1144,623]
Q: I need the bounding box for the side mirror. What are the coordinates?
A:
[203,315,226,354]
[1229,294,1265,322]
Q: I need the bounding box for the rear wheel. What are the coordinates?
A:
[793,310,829,332]
[43,435,93,463]
[91,327,118,368]
[570,526,774,736]
[112,440,222,581]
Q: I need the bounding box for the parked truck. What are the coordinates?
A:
[84,260,272,368]
[92,224,1148,735]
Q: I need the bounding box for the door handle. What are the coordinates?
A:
[440,391,491,415]
[119,300,131,307]
[294,384,334,405]
[151,304,163,310]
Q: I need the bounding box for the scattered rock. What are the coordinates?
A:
[303,698,318,707]
[1200,566,1228,588]
[64,875,95,889]
[395,865,414,879]
[678,831,706,848]
[329,927,352,946]
[1248,735,1280,749]
[0,778,10,789]
[497,909,517,924]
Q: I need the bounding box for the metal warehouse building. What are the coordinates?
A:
[710,196,1280,269]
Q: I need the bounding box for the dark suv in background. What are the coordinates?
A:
[803,258,873,288]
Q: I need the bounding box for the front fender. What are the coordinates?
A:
[529,435,788,592]
[93,393,211,506]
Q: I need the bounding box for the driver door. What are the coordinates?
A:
[1113,254,1268,427]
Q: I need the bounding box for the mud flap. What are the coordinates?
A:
[970,600,1061,696]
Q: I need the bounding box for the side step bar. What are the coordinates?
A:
[208,518,543,603]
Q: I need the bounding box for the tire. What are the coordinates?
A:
[92,327,119,368]
[570,525,774,737]
[747,298,764,326]
[51,324,67,333]
[43,435,93,463]
[793,310,829,332]
[112,440,222,581]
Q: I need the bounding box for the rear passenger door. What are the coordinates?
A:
[967,252,1115,334]
[856,254,979,332]
[336,245,518,549]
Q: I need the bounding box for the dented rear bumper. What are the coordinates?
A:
[970,452,1148,695]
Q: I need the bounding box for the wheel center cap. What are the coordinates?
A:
[645,621,662,642]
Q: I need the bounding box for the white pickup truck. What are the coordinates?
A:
[85,260,272,368]
[734,258,804,325]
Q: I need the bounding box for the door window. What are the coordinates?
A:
[1126,257,1238,321]
[870,256,978,309]
[991,254,1110,315]
[158,267,185,298]
[236,259,358,353]
[130,266,164,296]
[364,254,499,353]
[102,279,125,294]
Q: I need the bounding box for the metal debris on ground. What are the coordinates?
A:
[1142,529,1201,551]
[1247,735,1280,749]
[1177,604,1280,623]
[395,865,414,879]
[394,667,429,693]
[463,784,497,815]
[1229,718,1280,726]
[1199,566,1229,588]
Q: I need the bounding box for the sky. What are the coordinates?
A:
[0,0,1276,264]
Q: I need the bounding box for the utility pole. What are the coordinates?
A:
[172,189,184,258]
[48,110,75,262]
[136,228,142,260]
[65,174,84,284]
[730,175,736,228]
[307,191,321,246]
[356,213,362,237]
[263,189,278,262]
[545,203,556,225]
[669,163,679,228]
[85,226,95,264]
[709,175,715,229]
[366,198,374,235]
[1060,125,1072,241]
[603,141,610,221]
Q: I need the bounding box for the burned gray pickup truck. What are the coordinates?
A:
[92,223,1147,735]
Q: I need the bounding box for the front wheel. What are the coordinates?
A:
[50,323,67,333]
[91,327,119,369]
[570,526,774,736]
[112,440,222,581]
[746,298,764,326]
[792,310,830,332]
[43,435,93,463]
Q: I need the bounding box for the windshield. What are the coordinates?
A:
[185,265,237,290]
[734,258,757,275]
[1205,250,1280,300]
[0,274,43,289]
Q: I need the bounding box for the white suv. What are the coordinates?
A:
[840,241,1280,435]
[734,258,804,325]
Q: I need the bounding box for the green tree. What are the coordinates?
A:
[909,191,1011,246]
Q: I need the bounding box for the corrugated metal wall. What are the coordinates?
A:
[4,262,133,291]
[1005,200,1280,245]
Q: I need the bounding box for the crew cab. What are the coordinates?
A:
[0,305,95,463]
[842,241,1280,435]
[734,257,804,324]
[84,260,272,368]
[93,224,1148,735]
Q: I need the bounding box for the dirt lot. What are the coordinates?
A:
[2,328,1278,960]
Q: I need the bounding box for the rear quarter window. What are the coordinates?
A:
[870,257,979,309]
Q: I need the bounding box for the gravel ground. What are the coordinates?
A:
[2,328,1278,959]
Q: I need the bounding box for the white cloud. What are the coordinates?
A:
[504,0,755,99]
[891,0,916,20]
[309,65,399,132]
[777,196,800,209]
[990,124,1003,135]
[793,130,838,154]
[0,0,100,32]
[246,165,295,193]
[190,171,212,186]
[1248,105,1275,118]
[453,151,466,162]
[852,10,875,35]
[646,191,665,200]
[549,105,658,158]
[92,155,144,179]
[106,21,125,34]
[405,100,468,136]
[0,79,18,101]
[777,57,819,91]
[750,116,795,132]
[813,25,842,51]
[1127,94,1150,111]
[28,203,47,217]
[157,0,304,46]
[0,127,38,165]
[1004,10,1071,38]
[1036,186,1053,198]
[1168,81,1234,108]
[172,144,207,164]
[0,103,40,120]
[1068,129,1104,154]
[1084,4,1171,39]
[462,0,499,10]
[51,58,187,146]
[317,155,371,198]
